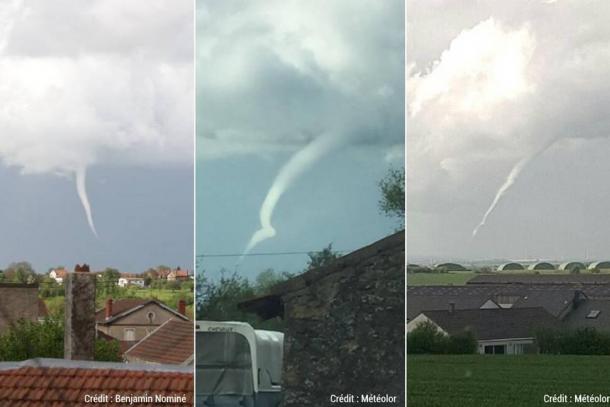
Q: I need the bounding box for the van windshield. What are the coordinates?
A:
[196,331,254,396]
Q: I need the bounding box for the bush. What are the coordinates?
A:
[407,321,477,354]
[0,317,122,362]
[446,330,478,354]
[537,327,610,355]
[95,339,122,362]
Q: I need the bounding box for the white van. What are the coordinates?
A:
[196,321,284,407]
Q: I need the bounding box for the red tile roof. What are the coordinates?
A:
[96,299,189,325]
[124,319,193,365]
[95,299,148,322]
[51,268,67,278]
[0,359,193,406]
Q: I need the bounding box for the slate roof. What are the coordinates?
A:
[563,299,610,331]
[468,274,610,285]
[407,285,583,319]
[125,319,193,365]
[407,285,498,320]
[421,307,560,340]
[0,358,193,406]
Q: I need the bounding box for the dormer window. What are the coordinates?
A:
[587,310,601,319]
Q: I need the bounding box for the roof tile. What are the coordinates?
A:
[0,362,193,406]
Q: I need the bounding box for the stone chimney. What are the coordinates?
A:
[64,265,96,360]
[178,299,186,316]
[105,298,113,320]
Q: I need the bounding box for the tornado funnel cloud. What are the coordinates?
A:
[472,138,558,238]
[240,135,340,261]
[472,157,529,237]
[76,168,98,238]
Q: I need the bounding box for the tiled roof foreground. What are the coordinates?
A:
[0,359,193,406]
[125,319,193,365]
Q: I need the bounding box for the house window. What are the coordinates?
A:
[147,312,156,324]
[484,344,506,354]
[124,328,136,341]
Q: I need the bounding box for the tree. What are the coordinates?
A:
[4,261,36,284]
[254,269,292,293]
[378,167,405,227]
[0,318,121,361]
[306,244,341,271]
[98,268,121,296]
[39,276,64,298]
[197,271,286,331]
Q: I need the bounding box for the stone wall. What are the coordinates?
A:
[280,232,405,406]
[0,284,39,333]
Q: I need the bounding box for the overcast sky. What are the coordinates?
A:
[197,0,405,279]
[0,1,193,272]
[408,0,610,263]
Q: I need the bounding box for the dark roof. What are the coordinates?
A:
[422,307,559,340]
[0,358,193,406]
[407,285,498,320]
[239,231,404,319]
[125,319,193,365]
[563,299,610,331]
[468,274,610,285]
[95,299,189,324]
[407,285,582,319]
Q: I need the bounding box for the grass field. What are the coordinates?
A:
[407,272,476,286]
[408,355,610,406]
[43,287,195,319]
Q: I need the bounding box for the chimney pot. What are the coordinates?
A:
[178,299,186,316]
[105,298,113,319]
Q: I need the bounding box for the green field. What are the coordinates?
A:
[408,355,610,406]
[407,272,476,286]
[43,287,195,320]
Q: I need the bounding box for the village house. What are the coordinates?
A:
[96,298,189,348]
[407,306,559,354]
[408,273,610,354]
[167,267,189,281]
[124,318,193,365]
[48,267,68,284]
[239,231,405,406]
[117,276,145,288]
[0,269,193,405]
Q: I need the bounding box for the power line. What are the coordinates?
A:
[197,249,351,258]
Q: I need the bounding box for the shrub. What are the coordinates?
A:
[0,317,122,361]
[407,321,477,354]
[446,330,478,354]
[95,339,122,362]
[537,327,610,355]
